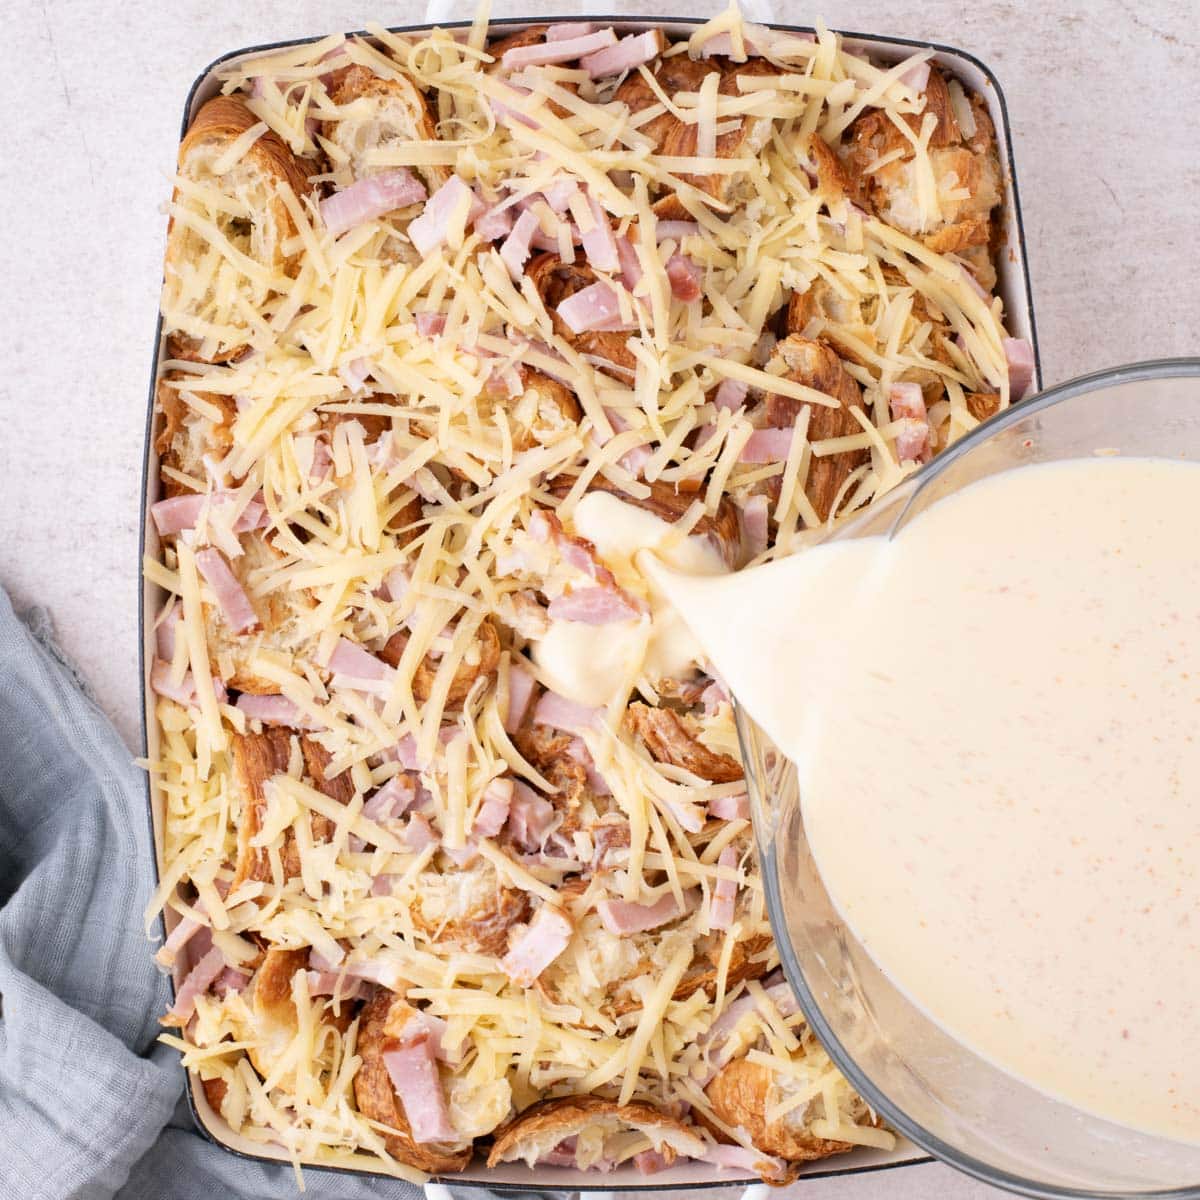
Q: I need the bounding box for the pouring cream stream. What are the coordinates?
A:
[643,457,1200,1145]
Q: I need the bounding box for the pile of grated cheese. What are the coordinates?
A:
[145,3,1023,1183]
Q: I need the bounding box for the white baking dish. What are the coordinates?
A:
[139,14,1041,1190]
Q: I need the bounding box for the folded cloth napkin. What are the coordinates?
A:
[0,586,427,1200]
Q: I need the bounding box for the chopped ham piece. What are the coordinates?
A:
[557,281,637,333]
[546,21,596,40]
[320,168,427,237]
[1004,336,1036,401]
[166,943,226,1024]
[616,235,642,293]
[738,427,795,463]
[714,378,748,412]
[155,601,181,661]
[501,28,617,70]
[710,845,739,930]
[579,197,619,273]
[503,657,538,733]
[149,660,228,708]
[581,29,666,79]
[506,781,557,852]
[194,549,258,633]
[363,775,417,822]
[473,202,514,242]
[500,905,573,985]
[635,1149,671,1175]
[656,220,700,242]
[899,59,931,93]
[500,208,540,280]
[155,913,203,969]
[708,791,750,822]
[382,1035,455,1143]
[665,252,703,302]
[327,637,393,683]
[740,494,769,559]
[540,1140,580,1168]
[597,889,698,935]
[306,970,364,1001]
[407,176,484,257]
[539,179,578,213]
[489,87,541,131]
[339,356,372,393]
[404,812,439,851]
[702,1143,788,1180]
[533,689,601,733]
[150,492,267,537]
[414,312,447,337]
[547,585,643,624]
[889,381,932,464]
[213,966,250,997]
[473,778,514,838]
[235,693,320,729]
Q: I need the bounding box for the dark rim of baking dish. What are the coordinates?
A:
[138,12,1044,1187]
[753,357,1200,1200]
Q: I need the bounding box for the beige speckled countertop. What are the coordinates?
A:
[2,1,1196,1195]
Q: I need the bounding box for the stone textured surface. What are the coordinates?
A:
[1,2,1196,1194]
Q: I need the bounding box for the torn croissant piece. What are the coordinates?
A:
[353,990,473,1174]
[614,55,719,154]
[229,728,347,890]
[164,96,311,363]
[526,252,637,379]
[675,931,775,1001]
[704,1051,885,1168]
[486,1094,705,1170]
[842,67,1002,290]
[627,702,743,784]
[155,374,237,497]
[412,858,531,956]
[760,335,868,523]
[200,534,321,695]
[380,616,501,710]
[508,368,582,449]
[323,64,449,194]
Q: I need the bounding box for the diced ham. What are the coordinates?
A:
[149,660,228,708]
[395,1009,465,1065]
[898,59,931,93]
[382,1035,455,1143]
[194,549,258,633]
[501,28,617,70]
[579,197,619,273]
[656,220,700,242]
[499,904,573,985]
[327,637,393,683]
[155,601,181,661]
[702,1143,788,1181]
[665,252,703,302]
[533,689,601,733]
[414,312,447,337]
[339,356,372,393]
[363,775,417,822]
[404,812,439,852]
[597,889,698,935]
[958,261,989,301]
[473,202,514,242]
[738,427,795,464]
[503,657,538,733]
[540,1140,580,1168]
[212,966,250,997]
[546,21,596,40]
[557,281,637,333]
[710,845,740,930]
[306,970,364,1001]
[442,842,479,867]
[166,944,226,1024]
[547,585,643,624]
[154,913,203,969]
[473,778,514,838]
[740,494,769,560]
[539,179,578,213]
[407,176,484,257]
[581,29,666,79]
[714,379,748,413]
[489,85,541,130]
[889,381,932,464]
[616,235,642,293]
[150,492,267,537]
[235,693,321,729]
[506,781,558,852]
[320,168,427,237]
[1004,336,1036,401]
[635,1149,671,1174]
[500,208,540,280]
[708,791,750,821]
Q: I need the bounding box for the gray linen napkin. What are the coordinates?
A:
[0,586,429,1199]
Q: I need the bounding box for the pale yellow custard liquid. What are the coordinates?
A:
[648,457,1200,1144]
